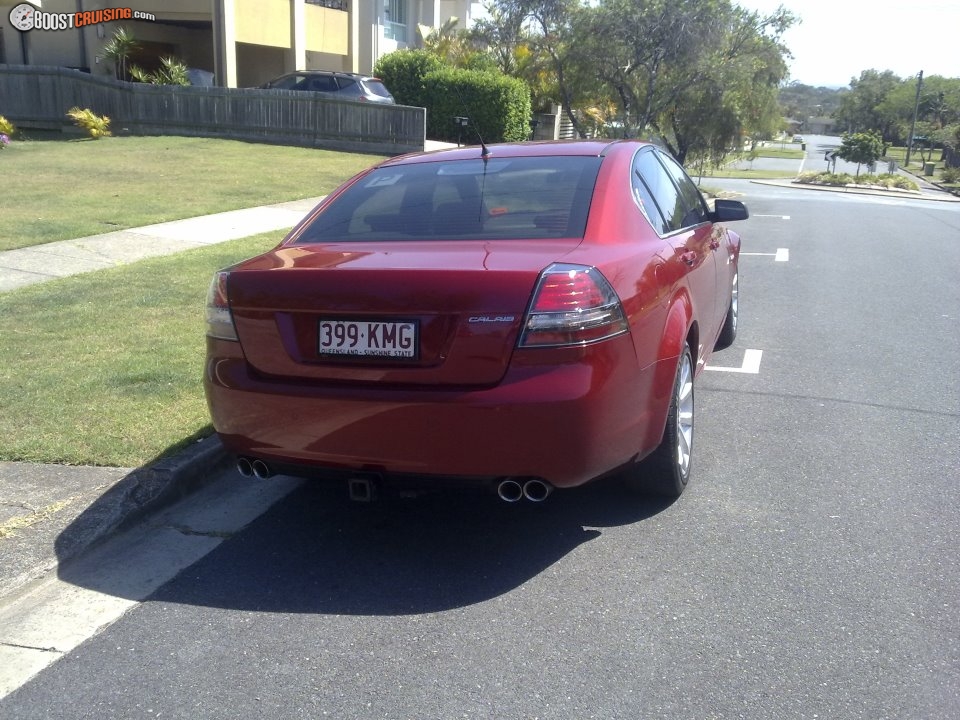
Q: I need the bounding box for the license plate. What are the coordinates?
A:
[318,319,418,358]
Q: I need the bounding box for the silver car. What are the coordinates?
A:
[260,71,395,104]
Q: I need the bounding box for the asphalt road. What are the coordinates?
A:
[731,134,907,178]
[2,183,959,719]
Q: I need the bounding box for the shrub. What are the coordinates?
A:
[0,115,15,137]
[825,172,855,185]
[422,67,531,143]
[941,167,960,184]
[374,49,443,108]
[873,173,918,191]
[66,107,112,139]
[130,56,190,86]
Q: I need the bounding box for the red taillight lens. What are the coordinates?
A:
[205,271,238,341]
[519,264,628,348]
[531,271,609,311]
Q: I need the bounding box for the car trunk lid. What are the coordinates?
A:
[227,240,581,387]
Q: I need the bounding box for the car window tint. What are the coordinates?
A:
[336,77,362,97]
[633,149,684,233]
[307,75,339,92]
[631,152,668,235]
[296,156,602,243]
[656,152,708,227]
[363,80,393,99]
[271,75,303,90]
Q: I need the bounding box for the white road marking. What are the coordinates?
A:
[752,214,791,219]
[706,348,763,374]
[0,473,301,699]
[741,248,790,262]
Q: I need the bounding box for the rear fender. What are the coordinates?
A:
[643,293,694,451]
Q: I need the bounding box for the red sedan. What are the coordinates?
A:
[204,140,746,502]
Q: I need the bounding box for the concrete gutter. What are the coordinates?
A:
[0,436,230,603]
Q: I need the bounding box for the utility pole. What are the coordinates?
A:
[905,70,924,168]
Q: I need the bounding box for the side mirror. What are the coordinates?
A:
[710,199,749,223]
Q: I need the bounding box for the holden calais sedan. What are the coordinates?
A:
[205,140,746,502]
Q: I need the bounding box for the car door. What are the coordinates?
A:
[655,151,727,336]
[632,149,716,356]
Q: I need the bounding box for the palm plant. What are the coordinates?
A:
[99,27,139,81]
[130,57,190,86]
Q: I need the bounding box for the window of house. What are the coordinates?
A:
[384,0,407,42]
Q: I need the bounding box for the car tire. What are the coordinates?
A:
[625,344,695,498]
[714,270,738,350]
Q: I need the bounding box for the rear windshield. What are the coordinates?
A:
[295,155,602,243]
[362,79,394,99]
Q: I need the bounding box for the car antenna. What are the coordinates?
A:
[453,84,490,158]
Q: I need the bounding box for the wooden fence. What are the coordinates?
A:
[0,64,426,155]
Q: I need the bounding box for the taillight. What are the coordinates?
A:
[519,263,628,347]
[205,271,238,341]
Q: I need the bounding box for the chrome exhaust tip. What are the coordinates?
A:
[251,459,272,480]
[236,457,254,477]
[496,479,524,503]
[522,479,553,502]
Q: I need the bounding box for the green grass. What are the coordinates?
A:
[0,232,282,467]
[0,135,385,252]
[752,147,805,159]
[694,168,798,179]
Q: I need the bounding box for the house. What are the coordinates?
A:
[0,0,477,87]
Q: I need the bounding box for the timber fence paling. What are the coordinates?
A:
[0,64,425,154]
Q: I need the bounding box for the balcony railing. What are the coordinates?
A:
[306,0,347,11]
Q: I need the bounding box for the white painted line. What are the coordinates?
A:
[0,474,301,699]
[752,214,791,219]
[740,249,789,262]
[706,348,763,374]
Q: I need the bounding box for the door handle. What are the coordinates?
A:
[681,251,697,266]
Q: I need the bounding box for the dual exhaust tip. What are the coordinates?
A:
[496,478,553,503]
[236,459,553,503]
[236,457,272,480]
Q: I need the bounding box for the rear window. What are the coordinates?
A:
[296,156,602,243]
[362,79,394,99]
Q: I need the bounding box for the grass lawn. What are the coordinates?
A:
[695,168,798,180]
[753,147,805,159]
[0,135,813,469]
[0,135,386,252]
[0,232,282,467]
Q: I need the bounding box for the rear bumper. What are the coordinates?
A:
[205,335,670,488]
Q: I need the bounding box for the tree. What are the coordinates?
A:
[833,69,901,138]
[417,17,496,71]
[99,27,138,81]
[656,3,794,162]
[472,0,594,136]
[477,0,793,161]
[836,130,885,178]
[779,82,846,123]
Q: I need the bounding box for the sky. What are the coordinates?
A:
[732,0,960,87]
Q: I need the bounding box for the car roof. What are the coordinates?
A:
[380,139,655,167]
[281,70,377,81]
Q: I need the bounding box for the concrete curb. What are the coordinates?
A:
[54,436,231,566]
[750,179,960,203]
